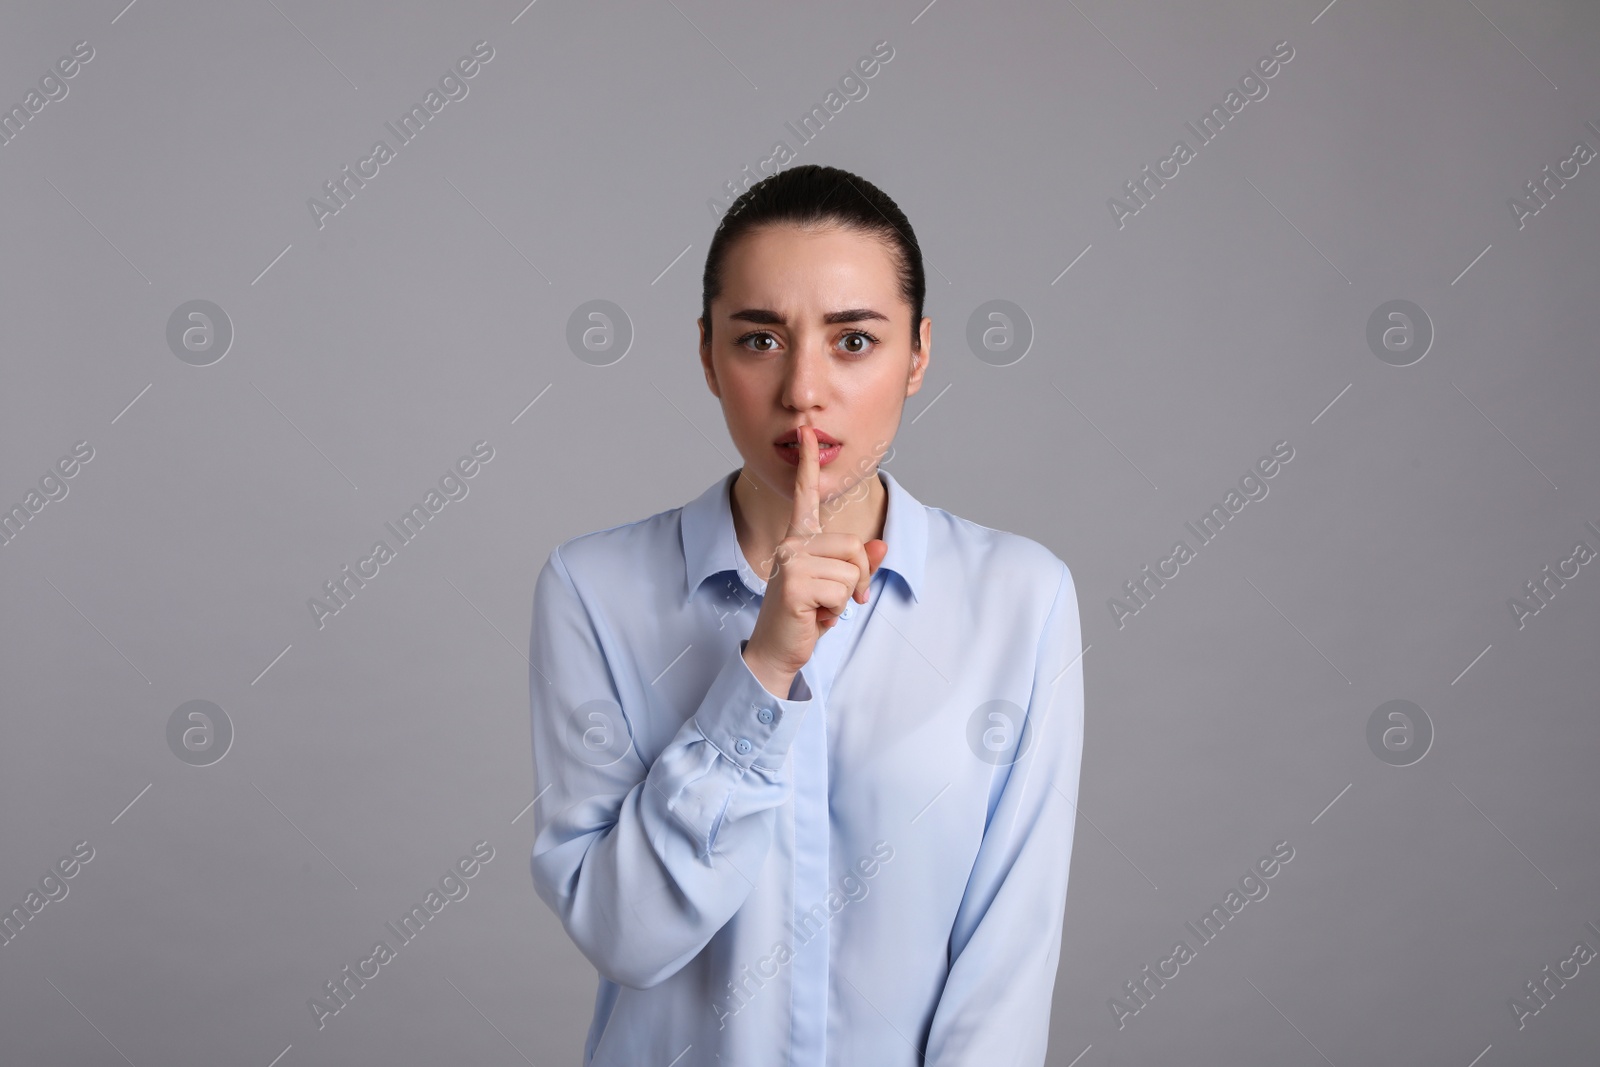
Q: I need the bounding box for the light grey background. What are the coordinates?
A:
[2,0,1597,1064]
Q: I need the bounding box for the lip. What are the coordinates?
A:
[774,427,841,447]
[775,440,841,467]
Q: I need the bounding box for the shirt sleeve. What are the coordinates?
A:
[527,544,815,990]
[924,558,1085,1066]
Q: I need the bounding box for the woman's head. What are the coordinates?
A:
[698,164,929,504]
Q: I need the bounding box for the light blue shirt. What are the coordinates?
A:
[528,468,1084,1066]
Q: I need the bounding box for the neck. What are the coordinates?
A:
[731,466,887,581]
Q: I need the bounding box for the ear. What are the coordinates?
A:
[906,316,931,397]
[699,318,721,398]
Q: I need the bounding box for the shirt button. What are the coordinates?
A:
[756,707,774,724]
[734,738,753,755]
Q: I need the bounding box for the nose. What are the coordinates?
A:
[779,335,830,412]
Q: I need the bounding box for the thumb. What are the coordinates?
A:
[865,539,889,577]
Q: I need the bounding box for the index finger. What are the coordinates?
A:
[789,425,822,539]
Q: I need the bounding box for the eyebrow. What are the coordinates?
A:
[727,307,890,326]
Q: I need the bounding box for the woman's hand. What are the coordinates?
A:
[743,426,888,697]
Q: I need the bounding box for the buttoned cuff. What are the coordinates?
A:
[691,639,813,772]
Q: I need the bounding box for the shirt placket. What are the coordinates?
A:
[733,556,855,1067]
[791,601,863,1066]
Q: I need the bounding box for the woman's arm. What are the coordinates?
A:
[923,558,1085,1066]
[527,544,813,990]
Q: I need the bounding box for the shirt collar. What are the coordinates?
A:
[681,466,927,605]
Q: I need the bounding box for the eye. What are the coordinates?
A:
[838,330,881,357]
[733,330,778,352]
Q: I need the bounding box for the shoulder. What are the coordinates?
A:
[926,505,1072,598]
[930,510,1082,673]
[540,503,683,596]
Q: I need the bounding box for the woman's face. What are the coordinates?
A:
[699,221,929,506]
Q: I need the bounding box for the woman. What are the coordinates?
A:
[528,164,1084,1066]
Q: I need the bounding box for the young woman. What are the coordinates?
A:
[528,164,1085,1066]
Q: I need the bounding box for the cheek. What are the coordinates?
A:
[847,367,909,415]
[719,379,771,439]
[723,378,765,413]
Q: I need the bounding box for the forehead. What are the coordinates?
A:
[716,223,901,312]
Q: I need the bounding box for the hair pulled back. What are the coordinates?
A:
[700,164,926,352]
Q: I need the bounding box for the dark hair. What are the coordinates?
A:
[700,164,926,352]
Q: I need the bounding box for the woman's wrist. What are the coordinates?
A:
[742,644,797,700]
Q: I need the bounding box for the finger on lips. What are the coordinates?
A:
[785,425,889,613]
[789,425,822,539]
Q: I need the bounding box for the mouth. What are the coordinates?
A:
[773,428,843,467]
[774,427,842,448]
